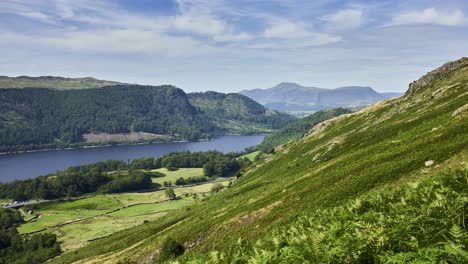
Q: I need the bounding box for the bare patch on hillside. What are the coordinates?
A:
[82,132,170,143]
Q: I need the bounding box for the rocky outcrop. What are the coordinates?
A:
[406,57,468,96]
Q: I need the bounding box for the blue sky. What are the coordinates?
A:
[0,0,467,92]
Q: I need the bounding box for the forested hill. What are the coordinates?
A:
[0,85,295,152]
[0,76,122,89]
[50,58,467,263]
[188,91,296,134]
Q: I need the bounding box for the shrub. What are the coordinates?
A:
[159,237,184,261]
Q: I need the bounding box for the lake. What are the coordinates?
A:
[0,135,264,182]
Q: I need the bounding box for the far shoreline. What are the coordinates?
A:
[0,134,267,156]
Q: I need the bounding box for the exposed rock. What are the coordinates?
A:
[82,132,169,143]
[406,57,468,96]
[425,160,434,167]
[452,103,468,117]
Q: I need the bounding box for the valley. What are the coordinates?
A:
[44,57,467,263]
[1,1,467,263]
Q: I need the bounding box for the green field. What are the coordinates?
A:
[238,151,261,162]
[109,198,193,217]
[18,196,122,234]
[51,213,168,251]
[17,179,229,251]
[151,167,205,185]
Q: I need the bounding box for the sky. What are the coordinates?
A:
[0,0,467,93]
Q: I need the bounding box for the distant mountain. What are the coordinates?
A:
[0,76,123,89]
[0,85,295,152]
[240,82,403,112]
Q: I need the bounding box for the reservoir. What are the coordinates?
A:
[0,135,264,182]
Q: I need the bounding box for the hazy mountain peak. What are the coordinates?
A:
[240,83,402,112]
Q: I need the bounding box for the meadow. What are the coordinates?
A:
[238,151,261,162]
[17,169,230,251]
[150,167,205,185]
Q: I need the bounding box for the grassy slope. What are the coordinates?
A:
[50,59,468,263]
[259,107,352,151]
[0,76,121,89]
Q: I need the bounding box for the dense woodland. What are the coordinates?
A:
[0,151,249,200]
[0,86,295,152]
[0,208,61,263]
[188,91,295,131]
[259,108,352,152]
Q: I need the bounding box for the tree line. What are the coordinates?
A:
[0,208,61,263]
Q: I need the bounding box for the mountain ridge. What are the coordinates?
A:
[240,82,403,112]
[0,75,124,89]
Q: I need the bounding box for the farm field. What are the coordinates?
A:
[17,196,122,234]
[238,151,261,162]
[109,197,193,217]
[150,167,205,185]
[17,178,230,251]
[51,212,168,251]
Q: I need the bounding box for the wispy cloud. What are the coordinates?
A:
[322,9,365,30]
[391,8,465,26]
[0,0,467,92]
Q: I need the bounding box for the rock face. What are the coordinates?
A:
[406,57,468,95]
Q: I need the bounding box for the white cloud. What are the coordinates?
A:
[261,20,340,47]
[173,14,226,36]
[264,22,313,38]
[322,9,364,30]
[391,8,465,26]
[51,30,217,56]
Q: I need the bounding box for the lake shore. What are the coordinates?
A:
[0,135,266,182]
[0,133,268,155]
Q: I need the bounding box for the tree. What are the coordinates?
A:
[211,183,225,193]
[159,237,184,261]
[165,188,176,200]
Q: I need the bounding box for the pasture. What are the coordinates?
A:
[17,178,230,251]
[150,167,205,185]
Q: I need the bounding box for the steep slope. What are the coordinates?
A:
[258,108,352,152]
[0,76,123,89]
[240,82,403,112]
[188,91,296,134]
[50,58,467,263]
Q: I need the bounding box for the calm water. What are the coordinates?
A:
[0,135,264,182]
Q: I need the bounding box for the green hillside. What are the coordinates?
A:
[0,76,122,89]
[0,86,295,152]
[188,91,296,134]
[258,107,351,152]
[48,60,468,263]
